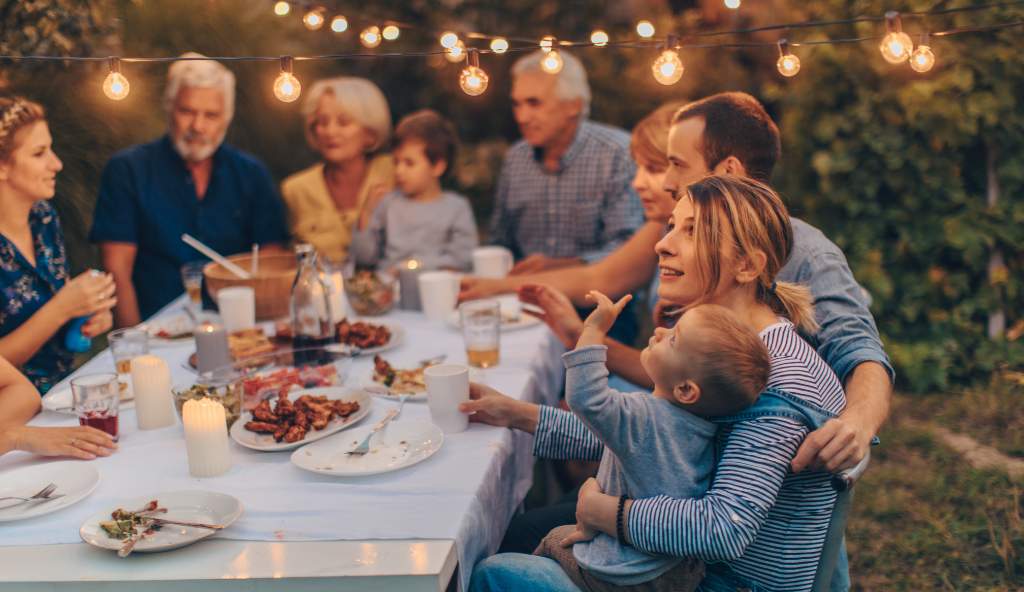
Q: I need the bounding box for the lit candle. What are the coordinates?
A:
[328,269,349,323]
[194,319,231,375]
[182,398,232,477]
[130,355,176,430]
[398,258,422,311]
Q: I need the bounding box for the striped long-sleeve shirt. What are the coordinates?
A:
[533,319,847,591]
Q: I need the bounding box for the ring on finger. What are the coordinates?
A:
[70,438,77,447]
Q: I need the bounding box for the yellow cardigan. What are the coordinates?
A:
[280,154,395,263]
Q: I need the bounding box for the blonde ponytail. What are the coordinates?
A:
[765,280,818,334]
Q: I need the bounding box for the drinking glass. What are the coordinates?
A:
[108,328,149,397]
[460,299,500,368]
[71,373,121,441]
[180,261,206,314]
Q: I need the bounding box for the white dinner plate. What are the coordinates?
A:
[79,490,242,554]
[229,387,372,452]
[291,419,443,477]
[0,461,100,522]
[139,313,194,342]
[332,321,406,356]
[42,385,135,415]
[446,309,542,332]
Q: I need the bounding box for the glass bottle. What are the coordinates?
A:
[290,244,333,365]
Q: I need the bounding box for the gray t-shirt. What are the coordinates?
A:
[563,345,717,586]
[350,190,478,271]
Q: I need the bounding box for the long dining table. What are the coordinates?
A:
[0,295,568,591]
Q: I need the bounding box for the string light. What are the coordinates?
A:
[382,24,400,41]
[102,57,130,101]
[360,25,382,48]
[910,34,935,73]
[540,35,555,52]
[272,56,301,103]
[490,37,509,53]
[880,11,913,64]
[776,39,801,77]
[651,36,683,85]
[330,15,348,33]
[541,48,563,74]
[445,40,466,63]
[725,0,741,8]
[303,8,325,31]
[590,30,609,47]
[440,31,459,49]
[459,49,489,96]
[273,1,290,16]
[637,20,656,39]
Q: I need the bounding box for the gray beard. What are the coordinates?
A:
[173,131,225,162]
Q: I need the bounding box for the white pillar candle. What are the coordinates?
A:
[328,270,349,324]
[182,398,232,478]
[130,355,176,430]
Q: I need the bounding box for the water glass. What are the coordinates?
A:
[460,299,500,368]
[180,261,206,313]
[71,373,120,441]
[108,328,149,397]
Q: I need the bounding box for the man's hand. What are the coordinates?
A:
[458,276,509,303]
[518,284,583,349]
[791,417,871,473]
[510,254,582,275]
[560,522,598,548]
[582,291,632,337]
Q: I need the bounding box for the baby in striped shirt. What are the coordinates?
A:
[534,292,771,592]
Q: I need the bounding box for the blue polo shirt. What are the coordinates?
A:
[90,136,289,318]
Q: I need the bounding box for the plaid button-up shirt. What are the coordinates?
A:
[488,120,643,263]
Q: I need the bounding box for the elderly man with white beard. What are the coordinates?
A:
[91,53,289,326]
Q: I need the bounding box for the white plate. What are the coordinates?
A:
[0,462,100,522]
[362,383,428,402]
[139,313,194,342]
[334,321,405,356]
[79,490,242,554]
[229,387,372,452]
[291,419,443,477]
[42,385,135,415]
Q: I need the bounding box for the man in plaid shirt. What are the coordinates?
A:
[489,50,644,275]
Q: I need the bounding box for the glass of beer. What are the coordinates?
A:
[460,299,500,368]
[108,328,149,397]
[71,373,120,441]
[181,261,206,313]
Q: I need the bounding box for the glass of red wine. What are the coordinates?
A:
[71,373,120,442]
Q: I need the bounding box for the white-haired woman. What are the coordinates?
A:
[281,77,395,263]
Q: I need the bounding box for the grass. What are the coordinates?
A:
[848,389,1024,590]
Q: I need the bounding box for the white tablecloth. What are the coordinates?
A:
[0,299,564,590]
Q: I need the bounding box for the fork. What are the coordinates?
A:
[346,395,407,456]
[0,483,62,506]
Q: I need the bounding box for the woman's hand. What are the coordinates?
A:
[458,276,509,303]
[80,310,113,338]
[582,291,632,336]
[459,382,539,434]
[575,477,627,540]
[518,284,584,349]
[52,271,117,321]
[7,425,117,460]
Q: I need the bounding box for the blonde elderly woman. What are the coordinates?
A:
[91,52,289,327]
[281,77,395,263]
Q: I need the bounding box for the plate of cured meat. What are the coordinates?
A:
[229,387,371,452]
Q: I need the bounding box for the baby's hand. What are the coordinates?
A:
[582,291,632,336]
[560,523,598,548]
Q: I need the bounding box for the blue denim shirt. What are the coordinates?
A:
[780,218,894,384]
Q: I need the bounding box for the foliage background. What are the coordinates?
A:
[2,0,1021,392]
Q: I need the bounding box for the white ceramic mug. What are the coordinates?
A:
[216,287,255,333]
[418,271,460,321]
[424,364,470,433]
[472,247,514,279]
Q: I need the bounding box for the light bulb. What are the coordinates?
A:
[636,20,655,38]
[490,38,509,53]
[540,50,563,74]
[724,0,741,8]
[910,45,935,72]
[591,30,609,47]
[776,39,800,77]
[102,58,130,101]
[273,1,290,16]
[540,35,555,52]
[440,31,459,49]
[460,66,489,96]
[445,40,466,63]
[330,15,348,33]
[651,49,683,85]
[360,26,381,48]
[382,24,400,41]
[879,12,912,64]
[303,9,324,31]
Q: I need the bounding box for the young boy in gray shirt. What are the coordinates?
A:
[535,291,771,592]
[351,109,478,271]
